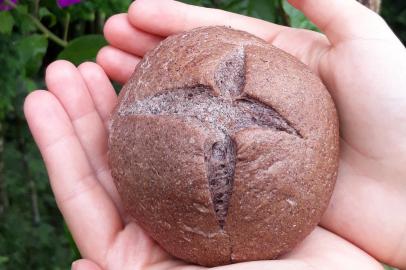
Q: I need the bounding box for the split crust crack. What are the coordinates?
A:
[123,47,301,232]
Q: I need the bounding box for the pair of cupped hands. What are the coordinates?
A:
[24,0,406,269]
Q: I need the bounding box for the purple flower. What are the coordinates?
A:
[57,0,81,8]
[0,0,17,11]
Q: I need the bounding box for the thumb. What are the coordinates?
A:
[288,0,396,44]
[71,259,103,270]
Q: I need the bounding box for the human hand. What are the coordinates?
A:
[24,59,382,270]
[96,0,406,268]
[24,0,406,269]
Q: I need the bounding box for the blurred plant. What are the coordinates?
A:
[0,1,130,269]
[0,0,403,269]
[181,0,318,29]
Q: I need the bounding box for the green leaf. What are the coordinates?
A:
[23,78,38,93]
[247,0,277,22]
[15,34,48,77]
[0,12,14,34]
[58,34,107,65]
[12,5,36,33]
[282,0,318,31]
[39,7,57,27]
[0,34,19,119]
[15,4,28,14]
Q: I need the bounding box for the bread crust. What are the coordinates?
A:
[109,26,339,266]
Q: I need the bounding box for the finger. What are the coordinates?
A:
[287,0,396,44]
[72,259,102,270]
[46,61,123,213]
[126,0,330,75]
[76,62,126,217]
[96,46,141,84]
[24,90,122,263]
[128,0,285,42]
[77,62,118,128]
[104,13,163,57]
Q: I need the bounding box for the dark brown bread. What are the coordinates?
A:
[108,26,339,266]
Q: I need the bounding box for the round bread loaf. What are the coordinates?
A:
[109,26,339,266]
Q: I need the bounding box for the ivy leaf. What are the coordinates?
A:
[58,34,107,65]
[0,12,14,34]
[15,34,48,77]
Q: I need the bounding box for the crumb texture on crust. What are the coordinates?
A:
[109,26,339,266]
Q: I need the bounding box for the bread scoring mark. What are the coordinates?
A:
[236,98,301,137]
[122,87,301,137]
[214,46,245,98]
[205,134,236,228]
[122,47,301,229]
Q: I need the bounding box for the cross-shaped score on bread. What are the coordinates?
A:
[122,66,302,228]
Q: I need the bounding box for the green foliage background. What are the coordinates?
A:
[0,0,404,269]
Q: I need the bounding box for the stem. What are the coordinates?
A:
[29,14,68,47]
[5,0,67,47]
[96,10,105,34]
[63,12,70,42]
[34,0,40,16]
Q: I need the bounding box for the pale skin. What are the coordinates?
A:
[23,0,406,269]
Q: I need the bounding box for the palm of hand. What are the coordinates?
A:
[25,0,406,269]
